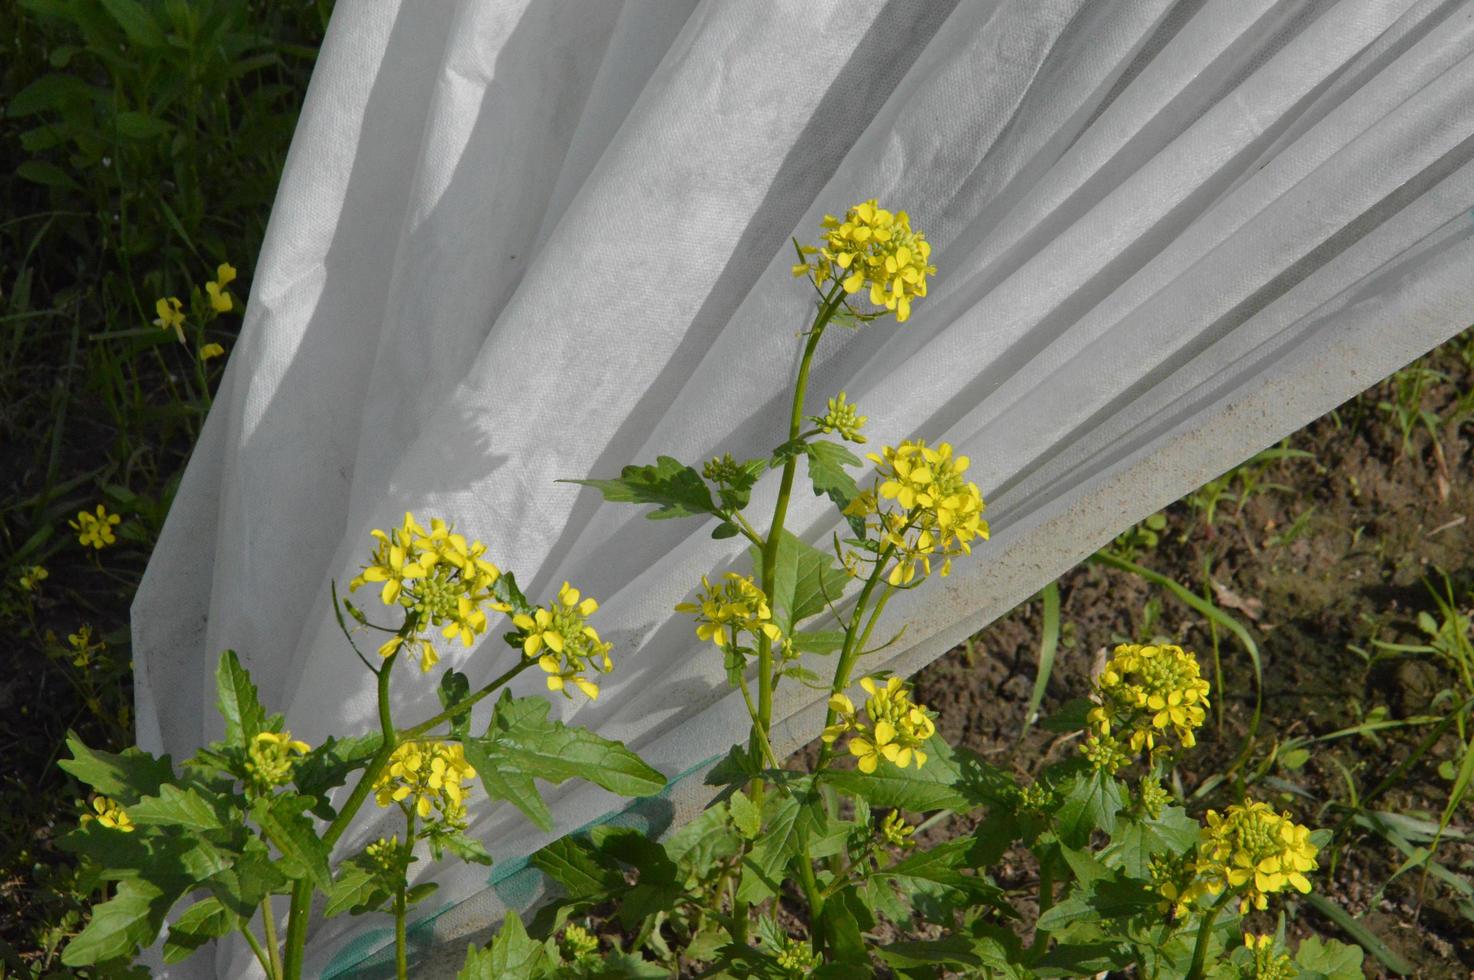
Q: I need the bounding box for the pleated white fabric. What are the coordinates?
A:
[131,0,1474,974]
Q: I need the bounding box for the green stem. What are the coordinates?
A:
[1028,850,1056,958]
[796,850,826,940]
[1185,895,1229,980]
[403,657,533,739]
[815,545,895,771]
[260,897,283,979]
[240,922,274,978]
[394,810,416,980]
[735,669,781,771]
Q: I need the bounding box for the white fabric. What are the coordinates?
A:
[131,0,1474,974]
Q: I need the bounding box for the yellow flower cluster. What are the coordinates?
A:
[1243,934,1295,980]
[845,440,988,585]
[879,810,915,848]
[1084,643,1209,766]
[792,200,936,322]
[82,796,134,832]
[154,297,186,343]
[822,676,936,773]
[1182,800,1318,914]
[561,923,601,963]
[71,504,121,550]
[245,730,310,792]
[351,513,508,672]
[774,935,822,976]
[66,624,105,669]
[373,739,477,827]
[675,573,782,650]
[366,835,400,872]
[153,263,236,350]
[814,391,868,443]
[514,582,613,700]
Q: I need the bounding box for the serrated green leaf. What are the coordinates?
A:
[728,789,761,838]
[215,651,266,749]
[805,441,861,512]
[437,830,493,866]
[739,794,802,903]
[752,530,849,634]
[294,733,382,820]
[530,836,623,900]
[129,784,222,832]
[58,733,173,802]
[876,935,982,969]
[472,692,665,816]
[459,912,550,979]
[1098,805,1200,878]
[664,802,741,873]
[824,735,971,813]
[62,878,168,966]
[250,796,330,892]
[462,736,551,831]
[590,827,681,926]
[1293,936,1366,980]
[1055,769,1125,848]
[162,897,236,964]
[873,838,1002,902]
[563,456,716,520]
[324,855,391,918]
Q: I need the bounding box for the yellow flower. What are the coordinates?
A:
[826,676,935,773]
[66,624,105,669]
[1084,643,1210,762]
[153,296,186,342]
[373,740,476,827]
[245,730,311,792]
[200,342,226,361]
[70,504,121,550]
[18,565,48,591]
[1243,933,1295,980]
[879,810,915,848]
[82,796,134,832]
[349,513,508,671]
[850,440,987,585]
[205,281,232,313]
[1188,800,1318,914]
[215,262,237,287]
[793,200,936,322]
[513,582,613,700]
[675,573,782,649]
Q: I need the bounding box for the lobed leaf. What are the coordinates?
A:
[562,456,716,520]
[215,650,266,749]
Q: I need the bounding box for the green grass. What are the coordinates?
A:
[1,2,329,971]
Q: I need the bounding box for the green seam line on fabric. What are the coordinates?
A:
[322,751,723,979]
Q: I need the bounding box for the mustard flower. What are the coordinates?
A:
[1085,643,1210,759]
[18,565,47,591]
[245,730,311,792]
[350,513,508,671]
[1189,800,1318,913]
[153,296,186,343]
[366,835,401,872]
[83,796,134,832]
[70,504,121,550]
[821,675,935,773]
[774,936,822,976]
[675,572,782,650]
[513,582,613,700]
[813,391,868,443]
[848,440,988,585]
[792,200,936,322]
[560,924,601,964]
[200,343,226,361]
[373,739,477,827]
[1243,934,1295,980]
[205,281,232,313]
[67,625,105,669]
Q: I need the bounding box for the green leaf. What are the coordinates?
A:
[215,650,266,749]
[753,530,849,635]
[1040,698,1093,732]
[825,736,970,813]
[294,733,382,820]
[792,628,845,654]
[115,111,171,139]
[17,159,79,190]
[530,836,624,900]
[1055,769,1124,848]
[62,878,168,966]
[439,669,473,737]
[590,827,681,926]
[250,796,331,892]
[876,935,982,969]
[1098,805,1200,878]
[324,855,392,918]
[6,73,96,117]
[437,829,493,866]
[1293,936,1367,980]
[816,886,873,965]
[728,789,761,838]
[162,897,236,964]
[737,793,804,904]
[805,441,861,512]
[467,692,665,831]
[873,838,1004,903]
[207,837,289,917]
[562,456,716,520]
[459,913,550,979]
[1303,893,1414,976]
[58,733,173,802]
[99,0,166,46]
[664,801,741,873]
[128,784,222,832]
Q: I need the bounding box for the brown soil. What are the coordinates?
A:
[904,337,1474,978]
